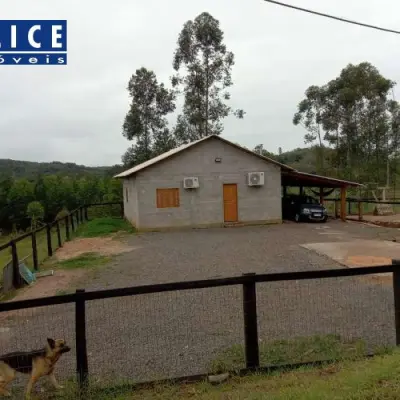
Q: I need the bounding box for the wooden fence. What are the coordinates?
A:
[0,261,399,392]
[324,197,400,220]
[0,202,123,290]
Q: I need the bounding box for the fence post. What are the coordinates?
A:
[56,221,62,248]
[31,232,39,271]
[84,206,88,221]
[46,224,53,257]
[393,260,400,346]
[11,240,22,288]
[358,201,363,221]
[71,213,75,232]
[242,273,260,369]
[80,207,84,223]
[65,216,70,241]
[348,201,351,216]
[75,289,89,391]
[76,210,80,226]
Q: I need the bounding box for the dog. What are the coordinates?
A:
[0,338,71,399]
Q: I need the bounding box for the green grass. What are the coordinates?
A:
[74,217,135,238]
[24,348,400,400]
[54,252,111,270]
[208,334,368,374]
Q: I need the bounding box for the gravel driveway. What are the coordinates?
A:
[0,221,396,392]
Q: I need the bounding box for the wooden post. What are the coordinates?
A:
[80,207,84,223]
[32,232,39,271]
[242,273,260,369]
[348,201,351,216]
[65,216,70,241]
[358,200,363,221]
[46,224,53,257]
[75,289,89,391]
[392,260,400,346]
[11,240,22,288]
[71,213,75,232]
[340,187,347,221]
[120,202,124,219]
[84,206,88,221]
[319,187,324,205]
[56,221,62,248]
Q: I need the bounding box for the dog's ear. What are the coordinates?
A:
[47,338,55,349]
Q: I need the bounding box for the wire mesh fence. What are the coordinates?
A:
[85,285,244,384]
[0,265,398,399]
[256,274,395,367]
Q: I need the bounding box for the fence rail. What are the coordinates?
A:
[0,202,123,290]
[1,261,400,391]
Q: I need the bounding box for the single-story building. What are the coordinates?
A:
[115,135,361,231]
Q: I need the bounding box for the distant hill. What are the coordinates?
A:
[0,159,123,180]
[0,146,323,181]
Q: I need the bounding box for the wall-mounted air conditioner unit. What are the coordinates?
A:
[183,177,200,189]
[247,172,265,186]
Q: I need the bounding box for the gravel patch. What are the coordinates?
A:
[0,221,396,395]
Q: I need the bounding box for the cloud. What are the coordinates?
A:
[0,0,399,165]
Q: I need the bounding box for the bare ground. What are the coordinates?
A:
[55,236,134,260]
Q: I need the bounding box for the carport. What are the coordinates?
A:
[281,170,363,221]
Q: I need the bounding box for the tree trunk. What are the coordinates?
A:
[205,51,209,137]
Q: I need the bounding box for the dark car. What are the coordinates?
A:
[282,194,328,223]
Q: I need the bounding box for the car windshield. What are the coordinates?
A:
[303,196,319,204]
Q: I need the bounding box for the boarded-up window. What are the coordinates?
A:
[156,188,180,208]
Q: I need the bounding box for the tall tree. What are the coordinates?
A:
[122,67,176,167]
[293,62,398,183]
[172,12,244,143]
[293,85,327,173]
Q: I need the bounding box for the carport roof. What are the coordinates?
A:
[282,170,363,188]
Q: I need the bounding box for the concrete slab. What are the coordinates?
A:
[301,239,400,285]
[301,239,399,268]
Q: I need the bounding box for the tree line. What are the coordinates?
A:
[0,175,122,234]
[254,62,400,192]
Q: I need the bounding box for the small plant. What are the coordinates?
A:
[55,253,111,270]
[208,358,230,375]
[27,201,45,231]
[75,218,135,238]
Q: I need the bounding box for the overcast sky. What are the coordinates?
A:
[1,0,399,166]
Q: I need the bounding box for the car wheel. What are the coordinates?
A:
[295,213,300,222]
[322,216,328,223]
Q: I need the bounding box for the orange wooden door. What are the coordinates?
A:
[223,184,238,222]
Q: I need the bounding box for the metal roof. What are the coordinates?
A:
[282,170,364,188]
[114,135,294,178]
[115,135,363,188]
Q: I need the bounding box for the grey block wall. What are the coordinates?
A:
[127,137,282,230]
[123,177,138,225]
